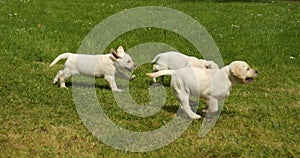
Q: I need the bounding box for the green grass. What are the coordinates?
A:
[1,0,300,157]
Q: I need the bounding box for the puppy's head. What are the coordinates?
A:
[111,46,136,72]
[229,61,258,83]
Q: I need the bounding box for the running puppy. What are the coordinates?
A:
[151,52,219,82]
[146,61,258,119]
[50,46,136,91]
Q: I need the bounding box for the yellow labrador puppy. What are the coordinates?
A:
[146,61,258,119]
[50,46,136,91]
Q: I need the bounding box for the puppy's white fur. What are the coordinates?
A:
[151,52,219,82]
[146,61,258,119]
[50,46,136,91]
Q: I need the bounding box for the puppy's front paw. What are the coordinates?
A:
[191,114,201,120]
[130,75,136,80]
[53,79,58,84]
[112,89,122,92]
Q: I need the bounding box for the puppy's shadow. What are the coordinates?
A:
[162,100,205,114]
[162,104,179,114]
[65,81,111,90]
[150,81,171,87]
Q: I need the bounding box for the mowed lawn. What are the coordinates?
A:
[0,0,299,157]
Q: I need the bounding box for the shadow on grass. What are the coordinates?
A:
[150,81,171,88]
[65,81,111,90]
[162,99,238,119]
[162,104,179,114]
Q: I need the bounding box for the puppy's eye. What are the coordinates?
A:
[127,60,131,63]
[246,68,250,71]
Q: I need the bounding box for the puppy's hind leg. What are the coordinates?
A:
[58,70,71,89]
[53,70,63,84]
[205,98,221,120]
[152,64,166,83]
[207,98,218,113]
[201,99,210,113]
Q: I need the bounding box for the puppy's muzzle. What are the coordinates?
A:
[245,69,258,83]
[126,64,136,72]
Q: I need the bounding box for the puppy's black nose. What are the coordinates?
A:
[255,70,258,74]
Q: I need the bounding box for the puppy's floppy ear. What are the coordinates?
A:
[110,48,120,61]
[230,63,243,78]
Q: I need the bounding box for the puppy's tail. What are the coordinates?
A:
[49,53,73,67]
[146,70,173,78]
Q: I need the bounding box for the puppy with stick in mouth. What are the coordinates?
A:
[50,46,136,91]
[146,61,258,119]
